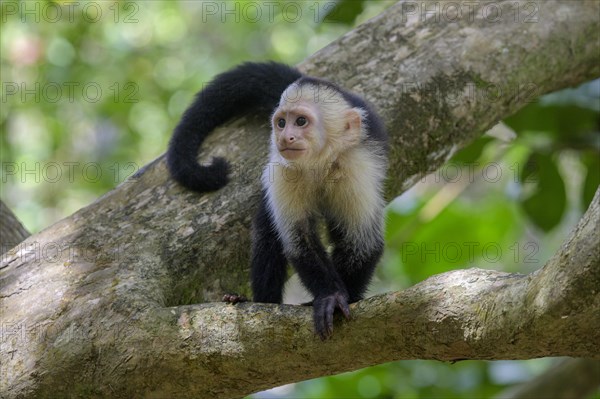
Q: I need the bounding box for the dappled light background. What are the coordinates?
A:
[1,1,598,398]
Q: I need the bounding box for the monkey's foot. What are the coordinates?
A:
[222,293,248,304]
[313,292,351,340]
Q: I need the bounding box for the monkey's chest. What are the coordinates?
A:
[271,174,350,217]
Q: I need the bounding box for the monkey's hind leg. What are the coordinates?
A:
[251,195,288,303]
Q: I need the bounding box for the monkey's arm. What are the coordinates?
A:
[286,222,352,340]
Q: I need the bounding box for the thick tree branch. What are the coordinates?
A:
[1,1,599,398]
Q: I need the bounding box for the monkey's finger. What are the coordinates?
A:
[315,316,330,340]
[336,295,351,320]
[313,301,331,340]
[325,298,336,337]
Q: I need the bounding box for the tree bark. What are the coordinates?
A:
[1,1,599,398]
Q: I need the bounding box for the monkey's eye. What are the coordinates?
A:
[296,116,307,127]
[277,118,286,129]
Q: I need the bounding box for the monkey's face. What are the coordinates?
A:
[271,104,323,161]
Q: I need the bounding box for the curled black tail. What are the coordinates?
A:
[166,62,302,192]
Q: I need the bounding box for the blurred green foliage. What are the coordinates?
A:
[323,0,365,24]
[1,1,598,398]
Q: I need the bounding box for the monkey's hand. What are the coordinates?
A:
[223,293,248,304]
[313,291,351,340]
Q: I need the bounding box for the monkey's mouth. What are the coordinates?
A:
[278,147,307,159]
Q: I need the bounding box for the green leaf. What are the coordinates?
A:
[323,0,365,24]
[450,136,494,164]
[582,153,600,209]
[520,152,566,231]
[519,152,540,183]
[504,103,598,149]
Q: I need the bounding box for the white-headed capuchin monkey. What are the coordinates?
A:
[167,62,388,339]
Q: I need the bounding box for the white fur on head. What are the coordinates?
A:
[272,82,366,169]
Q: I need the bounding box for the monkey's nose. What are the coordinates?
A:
[287,136,295,142]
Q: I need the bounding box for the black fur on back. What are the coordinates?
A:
[166,62,302,192]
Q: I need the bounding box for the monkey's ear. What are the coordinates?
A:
[343,108,363,144]
[344,109,361,132]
